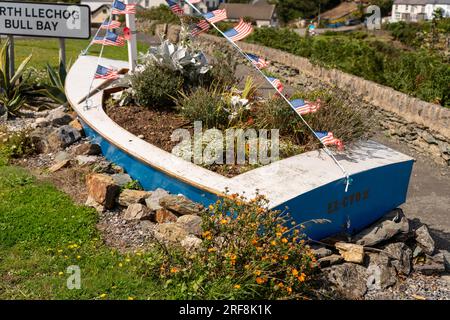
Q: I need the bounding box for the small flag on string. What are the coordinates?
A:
[315,131,343,149]
[203,9,227,24]
[93,31,125,46]
[267,77,283,92]
[166,0,184,16]
[290,99,321,115]
[100,19,121,30]
[246,53,269,69]
[94,65,120,80]
[223,19,253,42]
[191,19,210,36]
[111,0,136,14]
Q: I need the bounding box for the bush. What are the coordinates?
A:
[0,127,37,163]
[176,86,229,129]
[131,64,184,108]
[207,50,239,89]
[157,193,317,299]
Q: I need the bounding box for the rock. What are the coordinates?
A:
[353,209,409,246]
[75,155,98,166]
[159,195,204,216]
[415,225,435,255]
[0,104,7,122]
[366,253,397,290]
[145,188,170,210]
[154,223,189,243]
[414,253,446,275]
[413,245,423,258]
[140,220,156,233]
[117,189,150,207]
[421,131,438,145]
[111,163,125,173]
[155,208,178,223]
[35,117,49,128]
[46,109,72,126]
[177,215,202,236]
[111,173,132,187]
[86,173,120,209]
[383,242,412,275]
[335,242,365,264]
[123,203,153,221]
[54,151,71,162]
[181,235,203,251]
[440,250,450,271]
[69,119,84,132]
[326,263,368,299]
[85,195,105,213]
[48,125,82,150]
[92,160,113,173]
[317,254,344,268]
[311,247,333,259]
[48,159,70,172]
[72,143,102,156]
[29,127,53,153]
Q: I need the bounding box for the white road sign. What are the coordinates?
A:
[0,1,90,39]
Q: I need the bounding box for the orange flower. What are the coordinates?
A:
[297,273,306,282]
[254,270,261,276]
[277,282,284,288]
[292,268,299,276]
[251,239,258,245]
[234,284,241,289]
[286,286,292,294]
[220,219,228,225]
[276,232,282,238]
[270,240,277,246]
[170,267,179,273]
[281,238,288,244]
[283,255,289,260]
[256,277,267,284]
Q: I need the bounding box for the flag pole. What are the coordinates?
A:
[125,0,137,71]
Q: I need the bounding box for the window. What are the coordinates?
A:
[405,5,409,11]
[145,0,149,6]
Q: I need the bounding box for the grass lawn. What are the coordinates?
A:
[9,38,149,70]
[0,165,172,300]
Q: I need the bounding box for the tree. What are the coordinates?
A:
[271,0,340,25]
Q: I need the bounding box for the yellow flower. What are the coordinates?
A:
[234,284,241,289]
[256,277,267,284]
[77,255,81,259]
[58,271,64,276]
[125,258,131,262]
[128,296,134,300]
[271,240,277,246]
[208,205,214,211]
[276,232,282,238]
[220,219,228,225]
[118,263,123,267]
[277,282,284,288]
[292,268,299,276]
[170,267,179,273]
[57,249,63,253]
[283,255,289,260]
[99,293,107,299]
[254,270,261,276]
[135,252,142,256]
[281,238,288,244]
[230,254,237,260]
[244,264,250,269]
[298,273,306,282]
[286,287,292,294]
[208,247,217,253]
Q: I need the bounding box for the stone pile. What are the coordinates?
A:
[309,209,449,299]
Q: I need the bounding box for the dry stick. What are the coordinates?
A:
[184,0,351,192]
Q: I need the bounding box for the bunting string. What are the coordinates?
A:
[182,0,351,192]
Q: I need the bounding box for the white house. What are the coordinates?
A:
[391,0,450,22]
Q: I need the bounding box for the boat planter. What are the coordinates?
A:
[67,56,414,240]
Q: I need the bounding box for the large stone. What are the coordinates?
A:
[48,125,82,150]
[311,247,333,259]
[326,263,368,299]
[155,208,178,223]
[123,203,153,221]
[111,173,132,187]
[85,195,105,213]
[30,127,53,153]
[414,253,446,275]
[86,173,120,209]
[177,215,202,236]
[159,195,204,216]
[48,159,70,172]
[69,119,84,132]
[415,225,435,255]
[75,155,98,166]
[440,250,450,271]
[154,223,189,243]
[366,253,397,290]
[35,117,49,128]
[383,242,412,275]
[46,109,73,126]
[181,235,203,251]
[317,254,344,268]
[54,151,71,162]
[145,188,169,210]
[117,189,150,207]
[335,242,365,264]
[72,143,102,156]
[353,209,409,246]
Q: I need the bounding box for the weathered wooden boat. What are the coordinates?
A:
[66,55,414,240]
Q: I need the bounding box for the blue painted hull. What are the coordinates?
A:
[83,123,413,240]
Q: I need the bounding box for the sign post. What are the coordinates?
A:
[124,0,137,71]
[7,34,13,78]
[59,38,66,67]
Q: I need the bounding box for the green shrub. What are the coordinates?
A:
[207,50,239,89]
[131,64,184,108]
[157,193,317,299]
[0,127,37,162]
[176,86,229,129]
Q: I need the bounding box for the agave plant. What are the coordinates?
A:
[39,61,68,105]
[0,40,35,118]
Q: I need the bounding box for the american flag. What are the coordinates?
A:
[203,9,227,24]
[246,53,269,69]
[94,65,120,80]
[100,19,121,30]
[223,19,253,42]
[290,99,321,115]
[315,131,343,149]
[267,77,283,92]
[187,0,202,3]
[191,19,210,36]
[111,0,136,14]
[166,0,184,16]
[93,31,126,46]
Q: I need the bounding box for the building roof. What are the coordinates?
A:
[80,1,110,13]
[394,0,450,4]
[321,2,359,20]
[218,3,276,21]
